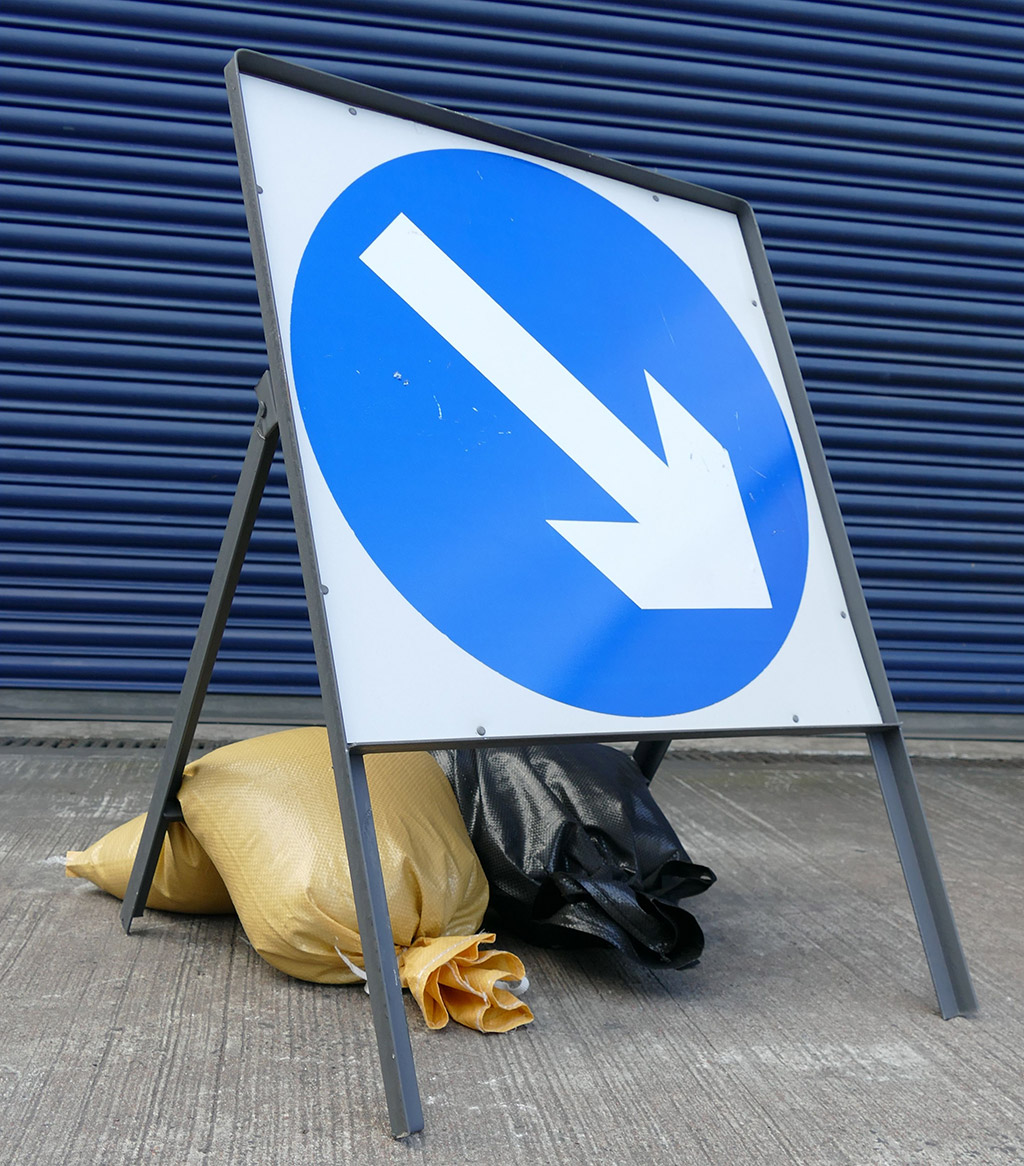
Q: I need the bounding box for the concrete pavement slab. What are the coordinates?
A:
[1,730,1021,1164]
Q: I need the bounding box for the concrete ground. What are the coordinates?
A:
[1,707,1022,1164]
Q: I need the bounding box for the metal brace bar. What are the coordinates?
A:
[867,726,977,1019]
[633,738,671,783]
[120,373,280,932]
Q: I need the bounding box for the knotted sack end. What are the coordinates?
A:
[399,933,534,1033]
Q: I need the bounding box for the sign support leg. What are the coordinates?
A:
[330,748,424,1137]
[867,726,977,1019]
[262,361,423,1133]
[120,373,280,932]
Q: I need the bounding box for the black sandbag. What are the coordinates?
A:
[432,742,716,969]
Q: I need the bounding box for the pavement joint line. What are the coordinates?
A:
[0,719,1021,765]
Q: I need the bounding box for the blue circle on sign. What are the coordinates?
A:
[291,149,808,716]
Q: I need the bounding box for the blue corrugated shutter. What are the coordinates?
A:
[2,0,1022,709]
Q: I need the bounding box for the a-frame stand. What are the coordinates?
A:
[120,371,422,1137]
[120,371,976,1141]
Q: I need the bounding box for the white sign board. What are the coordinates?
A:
[235,69,884,746]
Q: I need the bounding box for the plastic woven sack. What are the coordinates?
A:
[66,814,233,914]
[177,728,532,1031]
[433,742,716,968]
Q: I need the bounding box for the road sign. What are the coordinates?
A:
[112,54,974,1144]
[238,69,883,745]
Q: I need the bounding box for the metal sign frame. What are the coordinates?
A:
[231,56,884,747]
[119,50,976,1140]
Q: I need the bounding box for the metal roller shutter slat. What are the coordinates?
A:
[1,0,1020,709]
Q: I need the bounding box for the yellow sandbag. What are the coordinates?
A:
[65,814,233,914]
[66,729,532,1032]
[177,729,490,983]
[399,934,533,1032]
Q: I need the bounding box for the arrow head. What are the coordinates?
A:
[547,372,773,610]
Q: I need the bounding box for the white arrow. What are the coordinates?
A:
[359,212,772,610]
